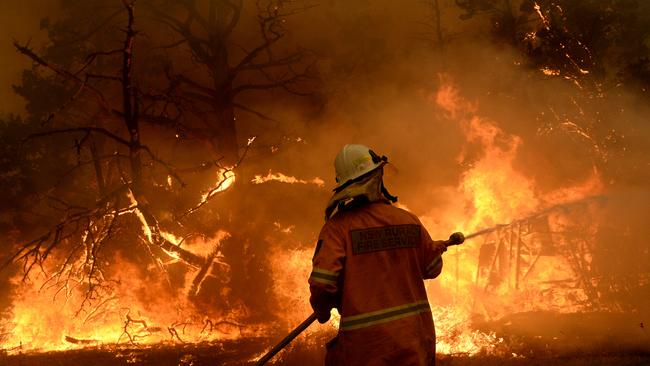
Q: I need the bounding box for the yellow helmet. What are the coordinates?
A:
[334,144,387,189]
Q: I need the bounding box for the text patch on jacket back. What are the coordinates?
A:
[350,224,420,255]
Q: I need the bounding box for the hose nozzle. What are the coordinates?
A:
[447,232,465,246]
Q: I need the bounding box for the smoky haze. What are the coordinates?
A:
[0,2,58,114]
[1,0,649,357]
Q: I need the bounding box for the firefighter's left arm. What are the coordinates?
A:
[309,221,346,323]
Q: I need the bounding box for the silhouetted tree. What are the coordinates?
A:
[145,0,316,164]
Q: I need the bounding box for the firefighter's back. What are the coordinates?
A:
[326,201,436,366]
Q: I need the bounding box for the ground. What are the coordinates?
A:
[4,312,650,366]
[2,340,650,366]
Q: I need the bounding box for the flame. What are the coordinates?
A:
[268,246,340,333]
[415,78,603,353]
[252,170,325,187]
[0,170,246,354]
[2,249,262,354]
[126,189,153,243]
[541,68,561,76]
[458,116,538,229]
[202,168,236,201]
[432,305,503,355]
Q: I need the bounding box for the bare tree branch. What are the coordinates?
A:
[26,127,132,147]
[14,41,112,112]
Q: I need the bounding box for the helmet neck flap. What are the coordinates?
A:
[324,167,397,220]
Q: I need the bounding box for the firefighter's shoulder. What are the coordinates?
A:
[318,209,349,241]
[373,201,423,225]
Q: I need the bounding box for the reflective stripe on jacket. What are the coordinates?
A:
[309,201,447,366]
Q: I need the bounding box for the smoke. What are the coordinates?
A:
[0,2,58,114]
[1,0,649,355]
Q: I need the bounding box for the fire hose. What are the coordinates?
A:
[254,232,466,366]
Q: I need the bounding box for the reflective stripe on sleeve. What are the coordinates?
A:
[309,267,339,285]
[340,300,431,331]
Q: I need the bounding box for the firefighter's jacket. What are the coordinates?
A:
[309,201,447,366]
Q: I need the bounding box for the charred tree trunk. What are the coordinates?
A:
[120,3,216,269]
[210,39,238,165]
[214,99,238,166]
[210,1,239,164]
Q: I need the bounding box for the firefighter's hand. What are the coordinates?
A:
[316,310,331,324]
[448,232,465,246]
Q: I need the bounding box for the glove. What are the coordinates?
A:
[316,310,331,324]
[448,232,465,246]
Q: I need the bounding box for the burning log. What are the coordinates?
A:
[64,336,98,345]
[167,327,184,343]
[201,318,247,335]
[156,237,211,270]
[188,253,218,297]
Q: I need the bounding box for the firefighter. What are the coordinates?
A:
[309,144,449,366]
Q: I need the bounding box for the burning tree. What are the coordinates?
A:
[0,0,317,347]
